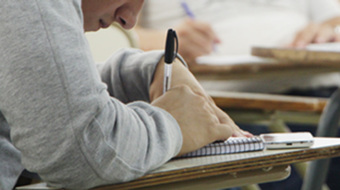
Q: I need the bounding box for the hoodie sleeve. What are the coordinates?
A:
[97,48,164,103]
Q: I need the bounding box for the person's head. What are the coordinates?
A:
[81,0,144,31]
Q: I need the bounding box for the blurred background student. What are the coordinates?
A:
[135,1,340,190]
[136,0,340,97]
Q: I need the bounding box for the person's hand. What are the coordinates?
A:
[289,22,340,48]
[174,19,220,64]
[150,58,252,156]
[151,85,233,156]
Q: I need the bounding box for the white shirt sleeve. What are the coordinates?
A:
[309,0,340,22]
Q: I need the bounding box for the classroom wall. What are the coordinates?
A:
[85,26,137,63]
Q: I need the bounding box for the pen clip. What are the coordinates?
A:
[173,31,178,61]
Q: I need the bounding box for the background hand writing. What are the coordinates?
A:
[136,19,220,65]
[174,19,220,64]
[290,21,340,48]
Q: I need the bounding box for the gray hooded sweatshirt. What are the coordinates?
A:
[0,0,182,189]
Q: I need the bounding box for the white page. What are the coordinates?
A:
[306,42,340,52]
[196,42,340,65]
[196,54,275,65]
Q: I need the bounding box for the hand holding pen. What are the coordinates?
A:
[152,28,252,155]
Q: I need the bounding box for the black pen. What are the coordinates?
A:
[163,29,177,93]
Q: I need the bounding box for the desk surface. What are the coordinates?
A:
[94,137,340,189]
[16,138,340,190]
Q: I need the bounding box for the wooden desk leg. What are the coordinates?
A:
[240,184,261,190]
[267,118,290,133]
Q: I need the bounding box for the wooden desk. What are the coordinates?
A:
[16,138,340,190]
[209,91,327,113]
[190,47,339,190]
[251,46,340,65]
[190,61,338,80]
[209,90,327,127]
[190,63,340,81]
[191,47,340,80]
[102,137,340,190]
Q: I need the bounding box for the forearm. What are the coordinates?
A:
[98,48,165,103]
[322,16,340,28]
[99,48,198,103]
[290,15,340,47]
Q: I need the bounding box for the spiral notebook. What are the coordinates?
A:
[180,136,265,158]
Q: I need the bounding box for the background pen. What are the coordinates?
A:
[163,29,176,93]
[180,0,195,19]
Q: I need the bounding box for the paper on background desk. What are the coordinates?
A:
[306,42,340,52]
[196,54,275,65]
[196,42,340,65]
